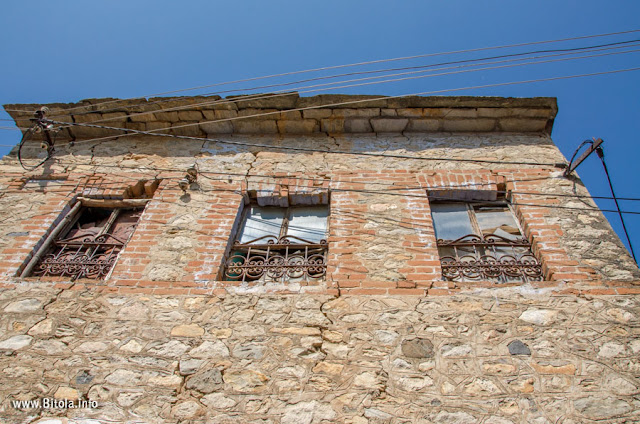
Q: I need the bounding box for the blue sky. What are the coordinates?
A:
[1,1,638,262]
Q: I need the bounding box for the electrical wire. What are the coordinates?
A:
[11,172,640,216]
[10,66,638,166]
[186,39,640,98]
[10,159,640,213]
[46,44,640,127]
[7,28,639,116]
[33,37,640,121]
[596,147,637,262]
[35,118,560,167]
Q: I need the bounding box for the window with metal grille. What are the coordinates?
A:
[431,201,542,283]
[224,204,328,283]
[29,206,142,280]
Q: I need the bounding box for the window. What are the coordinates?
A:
[430,201,542,283]
[29,206,142,280]
[224,204,328,283]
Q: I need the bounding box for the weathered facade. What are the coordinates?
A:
[0,94,638,423]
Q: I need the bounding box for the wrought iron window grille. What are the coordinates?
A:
[30,206,142,280]
[431,201,543,283]
[224,205,328,284]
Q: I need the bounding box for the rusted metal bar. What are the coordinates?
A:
[20,201,82,278]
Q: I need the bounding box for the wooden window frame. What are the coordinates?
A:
[224,203,329,284]
[431,200,543,283]
[20,198,148,280]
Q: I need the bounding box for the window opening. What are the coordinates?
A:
[431,201,542,283]
[225,204,328,283]
[31,206,142,280]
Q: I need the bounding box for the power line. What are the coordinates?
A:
[190,39,640,98]
[46,43,640,127]
[596,147,637,262]
[39,37,640,121]
[35,119,561,167]
[11,158,640,207]
[9,172,639,216]
[13,66,638,163]
[7,28,638,117]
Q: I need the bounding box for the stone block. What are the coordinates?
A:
[344,118,373,133]
[302,109,332,119]
[129,112,157,123]
[234,93,299,109]
[171,324,204,337]
[277,110,302,120]
[232,120,278,134]
[371,118,409,133]
[146,121,171,132]
[5,298,44,313]
[320,118,345,133]
[200,121,233,135]
[406,118,441,132]
[223,369,269,393]
[519,309,557,325]
[477,107,512,118]
[0,335,33,351]
[381,108,398,116]
[443,108,478,118]
[202,109,238,121]
[179,359,204,376]
[54,386,79,400]
[442,118,496,132]
[401,338,434,358]
[531,362,576,375]
[332,108,380,118]
[209,100,238,110]
[277,119,319,134]
[297,94,388,108]
[238,108,279,117]
[510,107,553,118]
[101,112,129,126]
[177,110,204,121]
[508,340,531,355]
[498,118,548,132]
[155,111,180,121]
[574,396,633,420]
[72,112,103,124]
[186,368,223,393]
[396,108,424,117]
[170,122,205,138]
[146,96,219,112]
[124,121,146,132]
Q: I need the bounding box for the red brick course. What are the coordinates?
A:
[1,167,635,295]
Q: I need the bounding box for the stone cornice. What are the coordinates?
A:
[4,94,557,140]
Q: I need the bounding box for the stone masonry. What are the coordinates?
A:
[0,94,638,423]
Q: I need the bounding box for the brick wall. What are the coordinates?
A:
[1,96,638,423]
[0,164,636,296]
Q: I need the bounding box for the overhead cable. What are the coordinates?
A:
[6,29,640,116]
[42,37,640,120]
[18,66,640,159]
[15,159,640,205]
[47,44,640,127]
[596,147,637,262]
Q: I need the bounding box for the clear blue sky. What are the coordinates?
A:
[1,1,638,261]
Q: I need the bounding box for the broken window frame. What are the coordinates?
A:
[224,204,329,284]
[21,198,148,280]
[431,200,543,283]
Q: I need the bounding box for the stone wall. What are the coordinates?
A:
[1,285,639,423]
[1,96,639,423]
[1,131,637,291]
